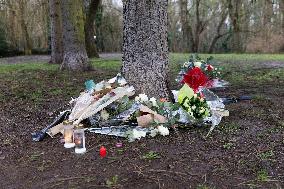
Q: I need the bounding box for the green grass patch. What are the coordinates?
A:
[258,150,274,160]
[257,169,269,182]
[142,151,161,160]
[171,53,284,63]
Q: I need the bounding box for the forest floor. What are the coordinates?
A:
[0,53,284,189]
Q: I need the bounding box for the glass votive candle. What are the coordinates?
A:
[74,127,86,154]
[64,124,75,148]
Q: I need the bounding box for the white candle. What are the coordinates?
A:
[64,125,75,148]
[74,128,86,154]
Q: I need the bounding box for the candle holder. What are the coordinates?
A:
[74,126,86,154]
[63,123,75,148]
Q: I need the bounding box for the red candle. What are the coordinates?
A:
[100,146,107,158]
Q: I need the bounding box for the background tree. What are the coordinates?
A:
[0,0,284,56]
[84,0,101,58]
[49,0,63,64]
[122,0,171,99]
[60,0,91,71]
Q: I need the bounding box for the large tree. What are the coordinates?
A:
[122,0,172,99]
[60,0,92,71]
[49,0,63,64]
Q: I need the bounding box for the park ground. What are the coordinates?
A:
[0,53,284,189]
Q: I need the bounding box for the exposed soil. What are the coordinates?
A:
[0,57,284,189]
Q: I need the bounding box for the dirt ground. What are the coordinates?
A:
[0,56,284,189]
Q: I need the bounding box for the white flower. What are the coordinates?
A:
[199,108,205,113]
[100,109,109,121]
[132,129,147,140]
[192,105,196,110]
[108,76,117,84]
[193,94,197,98]
[183,62,190,67]
[200,98,204,102]
[149,97,158,107]
[138,94,149,102]
[194,61,202,68]
[150,128,159,137]
[135,96,140,102]
[157,125,169,136]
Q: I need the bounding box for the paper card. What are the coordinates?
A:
[46,122,65,137]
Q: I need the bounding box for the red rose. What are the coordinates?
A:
[182,67,208,92]
[207,64,214,71]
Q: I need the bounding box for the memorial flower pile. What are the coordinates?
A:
[34,56,229,145]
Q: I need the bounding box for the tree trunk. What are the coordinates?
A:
[19,0,32,55]
[179,0,191,52]
[280,0,284,33]
[208,3,228,53]
[228,0,242,52]
[84,0,100,58]
[122,0,172,100]
[49,0,63,64]
[60,0,91,71]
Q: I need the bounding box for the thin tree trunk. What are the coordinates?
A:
[84,0,100,58]
[228,0,242,52]
[179,0,190,52]
[60,0,92,71]
[122,0,172,100]
[208,4,228,53]
[280,0,284,33]
[49,0,63,64]
[19,0,32,55]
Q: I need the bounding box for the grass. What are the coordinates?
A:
[258,150,274,160]
[106,175,119,188]
[142,151,161,160]
[257,169,269,182]
[0,53,283,102]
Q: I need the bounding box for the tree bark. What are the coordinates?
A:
[49,0,63,64]
[84,0,100,58]
[122,0,172,100]
[60,0,92,71]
